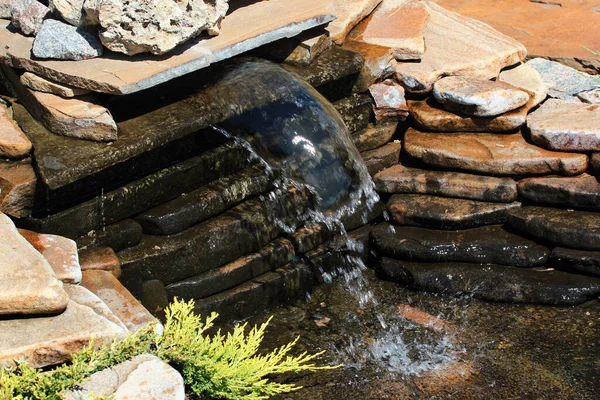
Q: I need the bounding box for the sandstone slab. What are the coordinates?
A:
[78,246,121,278]
[373,222,549,266]
[368,79,409,122]
[0,159,35,217]
[499,62,547,107]
[342,40,396,92]
[403,128,589,176]
[527,99,600,151]
[362,141,401,176]
[379,257,600,305]
[387,193,521,229]
[373,164,518,202]
[394,1,527,94]
[283,34,332,67]
[63,284,128,334]
[0,102,31,158]
[527,58,600,100]
[408,98,528,132]
[550,247,600,277]
[432,76,530,117]
[517,174,600,210]
[18,228,82,283]
[352,122,398,152]
[32,19,103,60]
[20,71,90,97]
[0,299,125,368]
[326,0,382,44]
[0,212,68,315]
[507,207,600,250]
[112,357,185,399]
[11,0,50,35]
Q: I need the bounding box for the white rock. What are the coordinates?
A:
[114,358,185,400]
[499,62,547,107]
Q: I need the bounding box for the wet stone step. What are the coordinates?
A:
[136,164,274,235]
[387,194,521,230]
[166,238,295,301]
[351,122,398,152]
[75,219,142,252]
[378,257,600,306]
[362,142,401,176]
[372,223,549,267]
[18,143,249,239]
[549,248,600,278]
[333,93,373,134]
[373,164,518,203]
[517,174,600,210]
[507,207,600,251]
[404,128,589,176]
[288,223,333,255]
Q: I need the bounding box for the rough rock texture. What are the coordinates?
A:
[0,299,125,368]
[378,257,600,305]
[579,88,600,104]
[63,284,128,333]
[113,357,185,399]
[96,0,229,55]
[403,128,589,176]
[362,141,401,176]
[326,0,382,44]
[342,40,396,92]
[387,194,521,229]
[333,93,372,133]
[32,19,103,60]
[352,122,398,152]
[11,0,50,35]
[507,206,600,250]
[0,213,68,315]
[349,0,429,60]
[18,228,82,283]
[527,99,600,151]
[368,79,409,122]
[0,159,36,218]
[499,62,547,107]
[527,58,600,100]
[283,34,332,67]
[0,102,31,158]
[78,246,121,277]
[49,0,89,27]
[20,71,90,97]
[550,247,600,278]
[432,76,530,117]
[373,164,518,202]
[517,174,600,210]
[373,223,549,266]
[408,98,528,132]
[0,0,11,18]
[394,1,527,94]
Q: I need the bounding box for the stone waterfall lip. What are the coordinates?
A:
[0,0,335,95]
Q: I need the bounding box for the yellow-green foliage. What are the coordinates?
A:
[0,299,338,400]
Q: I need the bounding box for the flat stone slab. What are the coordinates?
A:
[499,62,547,107]
[362,141,401,176]
[378,257,600,305]
[527,99,600,151]
[342,40,397,92]
[0,299,124,368]
[372,222,549,266]
[394,1,526,94]
[79,246,122,278]
[20,71,90,97]
[0,102,31,158]
[517,174,600,210]
[0,0,334,94]
[527,58,600,100]
[368,79,409,122]
[76,219,142,253]
[0,212,68,315]
[326,0,382,44]
[373,164,518,202]
[550,247,600,278]
[507,206,600,251]
[0,158,36,218]
[433,76,530,117]
[408,98,528,132]
[352,122,398,152]
[387,194,521,229]
[404,128,589,176]
[333,93,373,133]
[63,284,129,334]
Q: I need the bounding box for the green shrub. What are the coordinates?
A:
[1,298,338,400]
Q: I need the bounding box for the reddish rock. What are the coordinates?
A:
[63,284,128,334]
[326,0,382,44]
[368,79,409,122]
[20,71,90,98]
[0,159,36,218]
[517,174,600,210]
[362,141,401,175]
[78,246,121,278]
[18,228,82,284]
[11,0,51,36]
[0,103,32,158]
[403,128,589,176]
[342,40,396,92]
[397,304,455,334]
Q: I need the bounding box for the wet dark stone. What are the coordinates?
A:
[507,206,600,250]
[333,93,373,134]
[141,279,169,322]
[192,262,314,322]
[166,238,295,301]
[18,143,248,239]
[289,224,333,255]
[283,46,364,102]
[362,142,401,176]
[387,194,521,229]
[136,164,273,235]
[517,174,600,210]
[549,247,600,277]
[591,153,600,172]
[340,199,385,231]
[378,257,600,305]
[351,122,398,152]
[75,219,142,252]
[372,223,549,266]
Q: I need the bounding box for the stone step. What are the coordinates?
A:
[368,80,409,123]
[387,194,521,229]
[378,257,600,306]
[325,0,382,45]
[342,40,397,92]
[351,122,398,152]
[136,164,274,235]
[0,101,31,158]
[75,218,142,252]
[288,223,334,255]
[0,158,36,218]
[404,128,588,176]
[19,143,248,239]
[517,174,600,210]
[527,58,600,101]
[373,164,517,202]
[166,238,295,301]
[333,93,373,133]
[549,248,600,278]
[362,142,402,176]
[507,206,600,251]
[372,222,549,267]
[78,246,121,278]
[192,262,314,322]
[498,62,547,107]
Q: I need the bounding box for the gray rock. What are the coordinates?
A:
[11,0,50,36]
[578,88,600,104]
[527,58,600,100]
[32,19,103,60]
